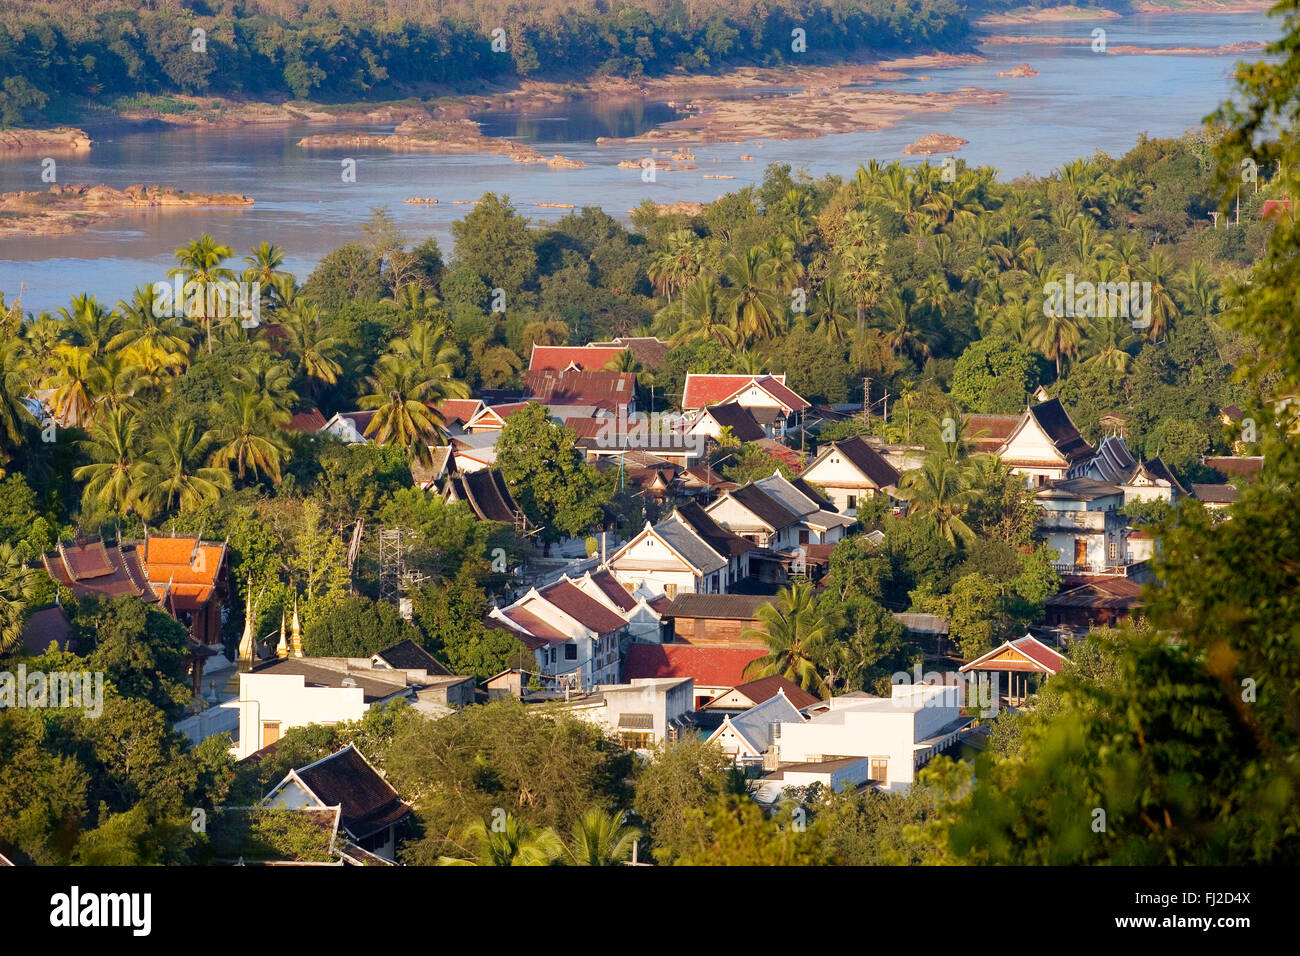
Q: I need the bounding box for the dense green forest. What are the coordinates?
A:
[0,0,970,126]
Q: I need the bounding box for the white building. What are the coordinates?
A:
[801,436,901,515]
[705,688,807,769]
[996,398,1095,485]
[1035,477,1129,573]
[561,677,696,752]
[608,504,753,599]
[773,684,969,793]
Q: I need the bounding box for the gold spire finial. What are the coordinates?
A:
[290,594,304,658]
[276,610,289,659]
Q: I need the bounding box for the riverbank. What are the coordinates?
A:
[0,184,252,237]
[975,1,1273,25]
[0,127,92,154]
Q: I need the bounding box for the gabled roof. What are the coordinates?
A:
[1191,483,1239,504]
[722,675,821,710]
[443,469,524,524]
[959,633,1067,674]
[582,569,639,613]
[19,603,76,655]
[1071,432,1136,483]
[790,476,835,511]
[696,403,766,443]
[1204,456,1264,482]
[726,483,802,531]
[282,745,410,840]
[433,399,484,428]
[672,502,755,557]
[963,413,1021,452]
[464,402,532,430]
[1036,477,1124,502]
[375,638,452,676]
[287,407,327,433]
[719,691,807,754]
[624,644,766,687]
[529,345,626,372]
[652,517,729,574]
[247,658,412,703]
[681,374,810,413]
[807,435,901,489]
[1019,398,1094,463]
[537,579,629,635]
[590,336,670,369]
[496,606,569,647]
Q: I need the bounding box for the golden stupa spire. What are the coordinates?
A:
[290,594,304,658]
[236,576,255,670]
[276,610,289,659]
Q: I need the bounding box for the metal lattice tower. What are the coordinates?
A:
[378,528,404,606]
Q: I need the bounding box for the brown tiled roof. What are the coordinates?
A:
[538,580,628,635]
[1191,483,1240,504]
[293,745,410,840]
[375,638,452,676]
[288,408,327,433]
[1028,399,1093,462]
[19,603,76,655]
[728,674,820,709]
[1204,456,1263,481]
[729,483,801,530]
[700,403,765,443]
[588,570,638,613]
[815,435,901,488]
[499,606,568,647]
[674,502,755,557]
[524,369,636,411]
[665,592,777,621]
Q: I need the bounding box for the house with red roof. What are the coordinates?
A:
[959,633,1068,706]
[528,344,627,372]
[624,643,768,710]
[488,576,633,690]
[681,373,810,438]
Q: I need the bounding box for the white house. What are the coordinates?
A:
[263,744,411,863]
[234,660,414,760]
[608,505,752,599]
[561,677,696,751]
[773,684,969,793]
[1035,477,1130,573]
[753,470,856,544]
[319,411,375,444]
[681,373,810,438]
[706,688,807,769]
[801,436,901,515]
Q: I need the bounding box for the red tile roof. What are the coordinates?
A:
[433,399,484,428]
[681,374,809,413]
[730,675,820,709]
[529,345,626,372]
[524,369,637,411]
[624,644,766,688]
[287,408,327,433]
[501,606,569,646]
[588,570,638,613]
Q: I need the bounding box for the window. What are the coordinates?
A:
[1107,540,1118,563]
[564,643,577,661]
[262,721,281,748]
[847,495,857,510]
[870,757,888,782]
[710,573,719,592]
[618,731,655,750]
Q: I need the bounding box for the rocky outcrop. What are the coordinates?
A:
[998,63,1039,78]
[903,133,968,155]
[0,184,252,236]
[0,127,92,153]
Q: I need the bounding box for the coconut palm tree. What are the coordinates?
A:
[135,419,231,518]
[46,345,97,428]
[438,814,563,866]
[647,229,703,310]
[897,454,976,546]
[0,337,34,468]
[1140,249,1181,339]
[73,406,145,515]
[242,242,290,309]
[1178,260,1220,322]
[88,351,149,414]
[110,285,192,376]
[170,234,237,354]
[387,320,465,396]
[207,388,291,483]
[809,279,853,344]
[564,809,642,866]
[57,293,119,358]
[359,354,448,465]
[668,277,737,347]
[1029,307,1083,378]
[0,541,38,654]
[877,289,932,365]
[233,352,298,414]
[279,302,343,392]
[836,234,887,322]
[720,248,783,343]
[741,582,831,697]
[1081,313,1140,373]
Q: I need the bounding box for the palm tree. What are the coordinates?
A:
[110,285,192,376]
[837,237,887,322]
[382,281,440,314]
[438,814,563,866]
[719,248,783,343]
[0,336,34,468]
[207,388,291,483]
[0,541,38,655]
[170,234,237,354]
[897,455,976,546]
[647,230,703,310]
[564,809,641,866]
[135,419,231,517]
[1029,307,1083,378]
[279,302,343,392]
[1140,250,1181,339]
[46,345,97,428]
[809,279,854,345]
[1179,260,1220,321]
[58,293,118,358]
[74,406,145,515]
[741,582,831,697]
[668,277,737,347]
[359,354,448,465]
[877,290,932,365]
[242,242,289,309]
[233,352,298,414]
[1081,313,1139,373]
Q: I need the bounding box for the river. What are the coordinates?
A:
[0,12,1275,313]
